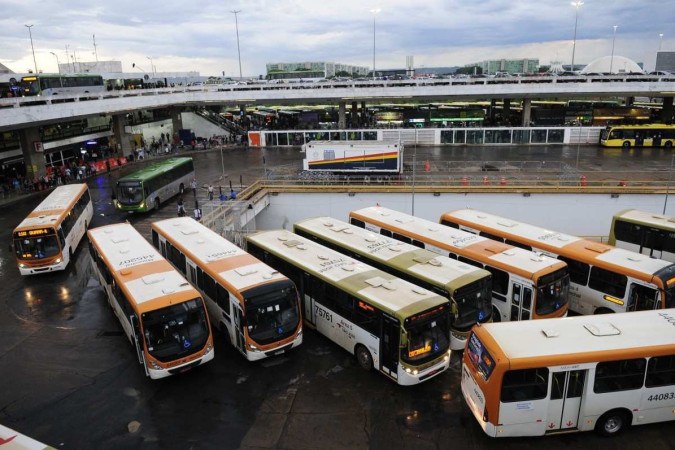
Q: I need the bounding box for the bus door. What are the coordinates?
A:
[546,370,586,432]
[130,315,149,375]
[302,272,316,326]
[510,283,532,321]
[627,283,661,311]
[381,315,399,379]
[233,306,246,354]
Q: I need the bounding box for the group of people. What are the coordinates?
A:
[177,195,202,221]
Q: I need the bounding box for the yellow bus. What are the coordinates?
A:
[440,209,675,315]
[246,229,451,385]
[151,217,303,361]
[87,223,214,379]
[13,183,93,275]
[599,124,675,148]
[608,209,675,262]
[349,206,570,323]
[462,309,675,437]
[294,216,493,350]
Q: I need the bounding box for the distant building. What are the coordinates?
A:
[0,62,13,74]
[656,52,675,72]
[266,62,369,80]
[467,59,539,75]
[59,60,123,74]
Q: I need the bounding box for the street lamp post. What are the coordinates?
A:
[370,9,380,80]
[570,1,584,72]
[609,25,618,74]
[49,52,62,87]
[231,10,243,80]
[146,56,155,76]
[25,24,38,75]
[657,33,664,71]
[412,129,417,216]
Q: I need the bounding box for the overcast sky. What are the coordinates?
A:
[1,0,673,77]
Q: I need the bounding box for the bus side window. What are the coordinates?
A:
[558,256,590,286]
[646,355,675,388]
[628,283,660,311]
[594,358,646,393]
[500,367,549,402]
[350,218,366,229]
[588,266,627,299]
[380,228,392,238]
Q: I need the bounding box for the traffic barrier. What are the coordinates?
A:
[580,175,587,187]
[499,177,507,186]
[482,176,489,186]
[424,160,431,172]
[461,176,468,187]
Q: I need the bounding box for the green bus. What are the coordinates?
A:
[114,157,195,212]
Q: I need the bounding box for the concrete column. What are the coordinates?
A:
[521,99,532,126]
[361,101,367,127]
[338,101,346,129]
[625,96,635,106]
[503,99,511,125]
[112,114,133,156]
[662,97,674,124]
[351,101,358,127]
[18,127,46,179]
[171,108,183,133]
[489,99,497,124]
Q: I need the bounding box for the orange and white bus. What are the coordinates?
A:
[349,206,570,323]
[87,223,214,379]
[151,217,303,361]
[462,309,675,437]
[13,183,93,275]
[440,209,675,315]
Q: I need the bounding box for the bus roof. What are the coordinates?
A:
[475,309,675,364]
[444,209,673,278]
[304,141,402,148]
[246,229,447,319]
[88,223,199,313]
[14,184,88,231]
[350,206,566,279]
[151,217,289,295]
[613,209,675,230]
[117,157,193,183]
[294,216,491,291]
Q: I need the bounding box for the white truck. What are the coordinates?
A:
[302,141,403,174]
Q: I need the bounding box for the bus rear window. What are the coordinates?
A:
[467,332,496,380]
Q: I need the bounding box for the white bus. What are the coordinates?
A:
[13,183,93,275]
[246,229,451,385]
[293,216,493,350]
[88,223,214,379]
[441,209,675,315]
[608,209,675,262]
[302,141,403,174]
[151,217,303,361]
[462,309,675,437]
[349,206,570,323]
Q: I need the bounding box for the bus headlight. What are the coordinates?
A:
[19,263,26,268]
[55,258,62,264]
[248,343,260,352]
[150,360,162,370]
[412,369,419,376]
[205,342,213,353]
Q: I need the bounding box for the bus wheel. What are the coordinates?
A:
[594,307,614,315]
[622,141,631,149]
[666,141,673,148]
[154,198,160,210]
[355,345,373,371]
[595,409,630,437]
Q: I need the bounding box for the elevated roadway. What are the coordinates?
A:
[1,74,674,132]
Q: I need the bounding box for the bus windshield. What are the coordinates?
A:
[245,284,300,345]
[22,79,40,95]
[403,306,450,365]
[535,271,570,315]
[454,278,493,330]
[14,233,60,260]
[117,181,144,205]
[466,332,496,380]
[142,298,209,362]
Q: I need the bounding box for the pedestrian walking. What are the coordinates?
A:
[177,196,186,217]
[207,184,214,201]
[193,202,202,221]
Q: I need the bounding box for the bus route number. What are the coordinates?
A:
[647,393,675,402]
[315,305,333,323]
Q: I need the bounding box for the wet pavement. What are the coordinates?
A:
[1,145,675,449]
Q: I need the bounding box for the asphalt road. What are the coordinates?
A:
[1,145,674,449]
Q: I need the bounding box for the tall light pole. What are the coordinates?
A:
[664,151,675,214]
[25,24,38,75]
[370,8,381,80]
[609,25,618,74]
[570,1,584,72]
[411,129,417,216]
[231,10,243,80]
[146,56,155,76]
[657,33,664,71]
[49,52,62,87]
